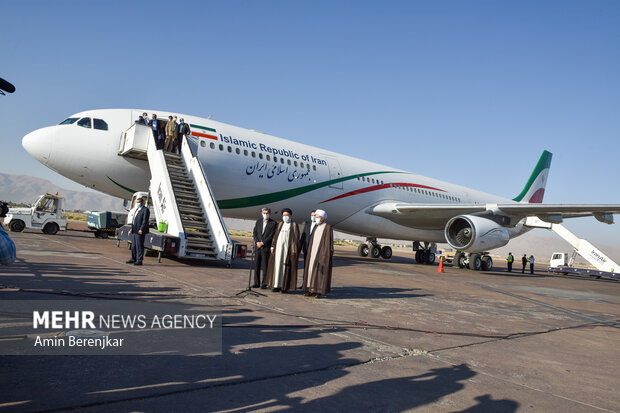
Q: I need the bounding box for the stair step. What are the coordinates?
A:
[187,239,214,247]
[179,206,204,214]
[174,189,198,196]
[186,245,215,252]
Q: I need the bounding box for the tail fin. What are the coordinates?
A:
[513,150,553,203]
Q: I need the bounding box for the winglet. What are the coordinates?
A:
[513,150,553,203]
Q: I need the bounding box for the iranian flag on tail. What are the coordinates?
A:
[190,124,218,140]
[513,150,553,204]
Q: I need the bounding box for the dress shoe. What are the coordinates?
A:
[134,262,143,266]
[251,284,260,288]
[260,285,267,289]
[272,288,281,292]
[126,260,135,264]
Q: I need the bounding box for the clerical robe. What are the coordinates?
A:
[302,223,334,295]
[265,221,300,291]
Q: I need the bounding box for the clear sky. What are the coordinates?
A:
[1,1,618,246]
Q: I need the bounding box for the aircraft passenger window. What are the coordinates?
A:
[77,117,92,128]
[300,162,304,168]
[307,164,311,170]
[235,148,240,155]
[93,119,108,130]
[200,141,206,147]
[281,158,285,164]
[219,144,224,151]
[294,161,298,167]
[274,156,278,163]
[227,146,232,153]
[371,179,375,184]
[266,155,271,161]
[313,165,316,171]
[210,142,215,149]
[259,153,263,159]
[59,117,79,125]
[252,151,256,158]
[244,149,248,156]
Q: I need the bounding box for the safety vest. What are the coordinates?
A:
[507,255,514,263]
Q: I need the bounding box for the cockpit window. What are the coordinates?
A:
[59,118,79,125]
[93,118,108,131]
[77,117,92,128]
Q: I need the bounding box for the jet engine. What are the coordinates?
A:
[444,215,510,253]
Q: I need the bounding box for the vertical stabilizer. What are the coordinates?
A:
[513,150,553,203]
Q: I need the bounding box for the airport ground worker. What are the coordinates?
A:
[521,254,527,273]
[302,209,334,298]
[165,116,178,152]
[529,255,535,274]
[0,202,16,265]
[252,208,277,289]
[176,118,190,153]
[506,252,514,272]
[126,197,149,266]
[265,208,300,293]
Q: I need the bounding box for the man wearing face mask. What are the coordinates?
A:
[252,207,277,288]
[126,197,150,266]
[176,118,191,154]
[265,208,300,293]
[302,209,334,298]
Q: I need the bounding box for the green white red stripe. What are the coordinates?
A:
[190,124,218,140]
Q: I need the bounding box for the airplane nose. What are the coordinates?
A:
[22,127,54,165]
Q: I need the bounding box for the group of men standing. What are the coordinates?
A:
[252,208,334,298]
[506,252,536,274]
[136,112,191,153]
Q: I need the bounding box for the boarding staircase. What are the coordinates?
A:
[118,123,232,263]
[525,217,619,272]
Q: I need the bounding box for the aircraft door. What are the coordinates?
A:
[326,157,343,189]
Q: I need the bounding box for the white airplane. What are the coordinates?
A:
[21,109,620,269]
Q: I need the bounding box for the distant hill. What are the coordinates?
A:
[0,173,124,211]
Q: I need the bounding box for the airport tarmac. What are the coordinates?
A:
[1,223,619,412]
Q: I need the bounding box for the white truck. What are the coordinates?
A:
[4,193,67,235]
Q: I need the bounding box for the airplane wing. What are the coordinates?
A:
[367,202,620,229]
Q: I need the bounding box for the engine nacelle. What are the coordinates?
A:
[444,215,510,253]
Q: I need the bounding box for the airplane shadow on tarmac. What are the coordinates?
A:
[327,286,433,300]
[0,310,518,412]
[0,258,187,299]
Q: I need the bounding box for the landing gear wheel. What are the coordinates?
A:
[380,246,392,259]
[357,244,369,257]
[415,250,422,263]
[454,252,464,268]
[426,252,436,265]
[469,253,481,271]
[43,223,59,235]
[481,256,493,271]
[370,245,381,259]
[9,220,25,232]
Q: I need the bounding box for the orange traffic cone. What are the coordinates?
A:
[437,256,445,273]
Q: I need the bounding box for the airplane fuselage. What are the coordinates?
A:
[22,109,527,243]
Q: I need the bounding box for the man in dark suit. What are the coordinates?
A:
[148,114,164,150]
[252,207,277,288]
[176,118,191,154]
[126,197,150,266]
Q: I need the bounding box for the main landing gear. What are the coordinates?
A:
[453,252,493,271]
[413,241,437,265]
[357,237,393,260]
